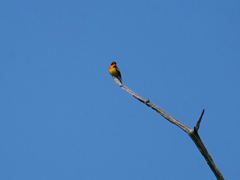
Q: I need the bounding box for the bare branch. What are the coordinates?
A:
[189,130,223,180]
[112,78,224,180]
[195,109,205,131]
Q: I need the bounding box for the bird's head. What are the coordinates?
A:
[111,61,117,65]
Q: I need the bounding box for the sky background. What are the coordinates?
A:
[0,1,239,179]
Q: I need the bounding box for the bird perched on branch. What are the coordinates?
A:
[109,61,122,83]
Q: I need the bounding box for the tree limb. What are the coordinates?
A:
[112,77,224,180]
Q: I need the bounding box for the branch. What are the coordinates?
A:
[112,78,224,180]
[195,109,205,131]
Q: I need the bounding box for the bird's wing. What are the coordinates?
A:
[116,66,122,79]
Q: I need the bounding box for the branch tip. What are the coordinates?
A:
[195,109,205,131]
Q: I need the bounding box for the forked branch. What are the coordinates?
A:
[112,78,224,180]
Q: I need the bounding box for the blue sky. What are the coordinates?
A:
[0,1,239,179]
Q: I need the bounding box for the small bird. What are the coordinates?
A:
[109,61,122,83]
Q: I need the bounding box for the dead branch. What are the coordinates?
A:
[112,77,224,180]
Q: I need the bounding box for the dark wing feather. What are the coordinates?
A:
[116,66,122,82]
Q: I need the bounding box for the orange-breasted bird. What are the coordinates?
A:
[109,61,122,83]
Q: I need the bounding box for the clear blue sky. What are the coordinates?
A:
[1,1,239,179]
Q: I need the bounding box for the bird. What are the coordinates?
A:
[109,61,122,83]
